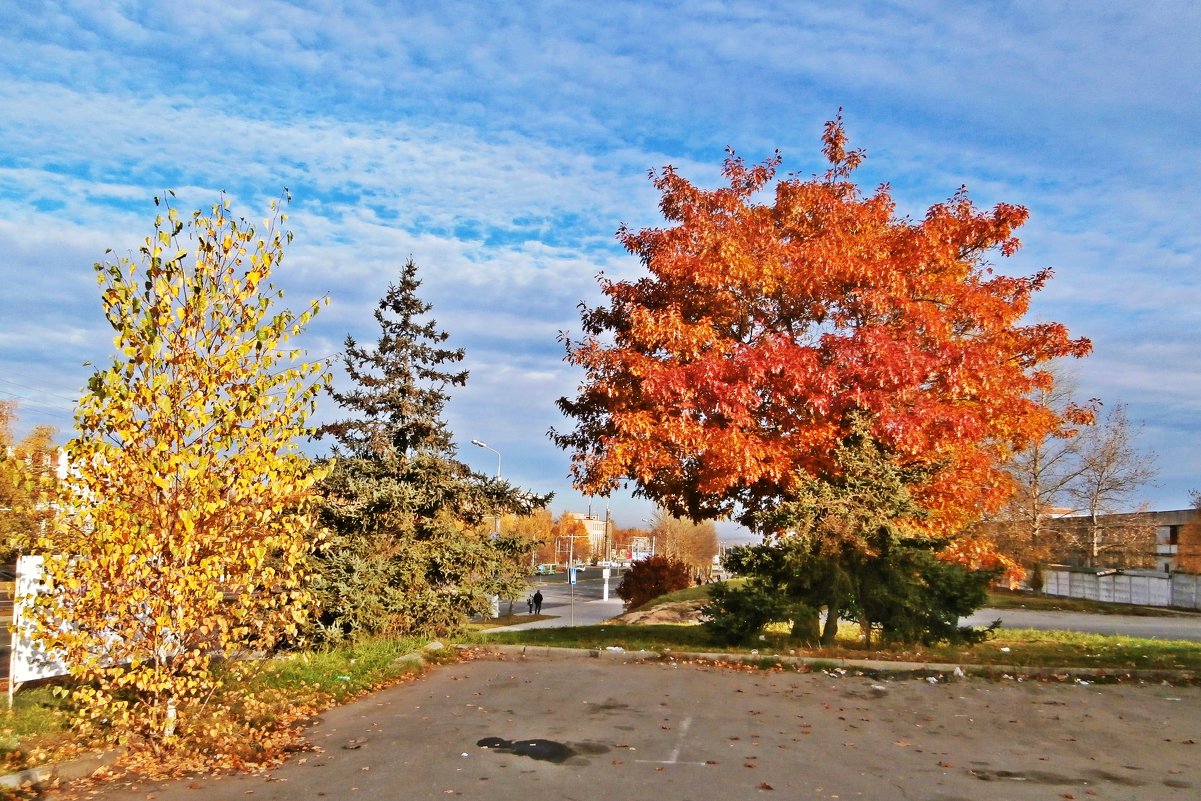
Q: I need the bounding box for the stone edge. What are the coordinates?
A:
[466,642,1200,683]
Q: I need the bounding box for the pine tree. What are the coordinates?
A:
[704,419,1000,647]
[313,259,548,639]
[321,258,466,459]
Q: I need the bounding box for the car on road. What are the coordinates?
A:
[534,563,556,575]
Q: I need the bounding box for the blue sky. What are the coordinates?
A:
[2,1,1198,541]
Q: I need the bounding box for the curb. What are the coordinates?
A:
[465,643,1200,683]
[0,750,121,793]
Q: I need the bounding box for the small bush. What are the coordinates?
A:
[701,581,787,645]
[616,556,693,610]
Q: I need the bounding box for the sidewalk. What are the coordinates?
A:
[489,596,626,632]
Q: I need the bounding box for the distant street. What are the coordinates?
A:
[492,571,627,630]
[502,570,1201,642]
[963,607,1201,642]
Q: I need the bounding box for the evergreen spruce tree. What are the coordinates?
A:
[313,258,548,640]
[703,419,999,647]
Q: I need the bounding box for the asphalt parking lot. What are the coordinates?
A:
[88,649,1201,801]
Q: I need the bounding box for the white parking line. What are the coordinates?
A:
[636,716,708,766]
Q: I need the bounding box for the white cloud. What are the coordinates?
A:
[2,0,1198,524]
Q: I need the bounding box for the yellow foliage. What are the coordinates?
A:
[27,191,330,765]
[0,406,59,560]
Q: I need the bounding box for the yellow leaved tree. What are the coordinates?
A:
[28,192,329,759]
[0,401,60,562]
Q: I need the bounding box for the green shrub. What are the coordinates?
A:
[701,580,790,645]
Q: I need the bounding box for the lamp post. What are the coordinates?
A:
[641,517,656,558]
[555,532,590,627]
[471,439,502,538]
[472,438,502,618]
[471,439,501,478]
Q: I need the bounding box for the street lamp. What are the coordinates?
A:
[471,439,501,478]
[472,438,503,617]
[472,439,502,539]
[641,517,656,557]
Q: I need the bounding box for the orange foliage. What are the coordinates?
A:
[939,535,1026,586]
[554,116,1090,538]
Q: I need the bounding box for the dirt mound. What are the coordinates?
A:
[613,600,707,625]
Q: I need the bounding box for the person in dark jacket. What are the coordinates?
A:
[532,590,543,614]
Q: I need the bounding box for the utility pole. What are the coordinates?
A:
[604,505,611,563]
[471,438,502,616]
[602,506,612,601]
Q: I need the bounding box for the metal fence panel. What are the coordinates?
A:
[1041,569,1201,610]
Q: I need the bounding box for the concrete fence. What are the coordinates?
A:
[1040,568,1201,611]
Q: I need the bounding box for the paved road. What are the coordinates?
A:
[964,607,1201,642]
[492,575,627,631]
[501,574,1201,642]
[90,651,1201,801]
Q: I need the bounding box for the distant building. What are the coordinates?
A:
[568,512,610,558]
[979,507,1201,573]
[1155,509,1201,573]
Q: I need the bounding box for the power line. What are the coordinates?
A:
[0,389,75,413]
[0,377,80,406]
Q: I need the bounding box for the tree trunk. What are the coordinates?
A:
[860,617,873,648]
[1029,561,1045,594]
[820,603,840,645]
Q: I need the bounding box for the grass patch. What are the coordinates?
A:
[473,620,1201,673]
[472,583,1201,674]
[467,623,716,652]
[0,685,78,775]
[242,635,435,705]
[950,629,1201,671]
[0,636,442,776]
[629,579,745,612]
[622,583,1192,619]
[620,581,1193,618]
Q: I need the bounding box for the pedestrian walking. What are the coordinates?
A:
[532,590,543,614]
[527,596,534,614]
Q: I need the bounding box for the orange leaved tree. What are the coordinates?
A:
[553,116,1090,562]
